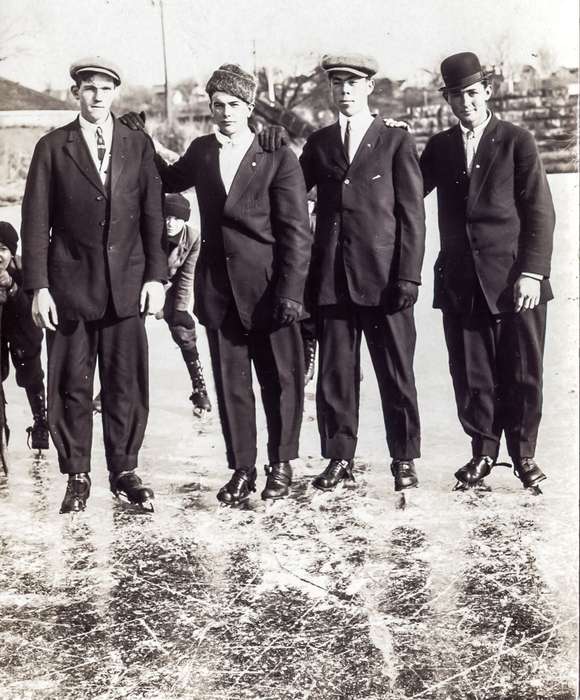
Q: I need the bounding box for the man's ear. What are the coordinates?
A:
[247,102,255,116]
[70,85,79,100]
[367,78,375,96]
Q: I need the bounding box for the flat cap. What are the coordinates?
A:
[69,56,122,85]
[321,53,379,78]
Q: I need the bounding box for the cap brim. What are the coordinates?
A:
[72,66,121,84]
[324,66,370,78]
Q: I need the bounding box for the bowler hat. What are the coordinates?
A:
[439,52,492,92]
[70,56,122,85]
[321,53,378,78]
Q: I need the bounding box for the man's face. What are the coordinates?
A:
[71,73,118,124]
[0,243,12,271]
[210,91,253,137]
[444,81,492,129]
[330,72,374,117]
[166,216,185,237]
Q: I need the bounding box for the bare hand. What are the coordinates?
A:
[140,281,165,315]
[32,288,59,330]
[119,111,149,134]
[513,275,541,312]
[0,270,12,288]
[383,118,411,132]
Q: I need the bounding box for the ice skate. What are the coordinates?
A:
[261,461,292,501]
[391,459,418,492]
[60,473,91,514]
[217,467,257,506]
[513,458,546,494]
[312,459,355,492]
[453,456,494,492]
[110,470,155,512]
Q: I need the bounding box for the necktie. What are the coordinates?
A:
[465,130,476,175]
[96,127,106,172]
[344,119,353,163]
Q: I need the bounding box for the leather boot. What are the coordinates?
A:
[184,349,212,414]
[391,459,418,491]
[303,338,316,385]
[60,473,91,514]
[110,470,155,512]
[513,457,546,489]
[312,459,355,491]
[261,461,292,501]
[217,467,257,506]
[454,456,494,490]
[25,385,49,450]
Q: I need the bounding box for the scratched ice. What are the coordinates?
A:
[0,175,577,699]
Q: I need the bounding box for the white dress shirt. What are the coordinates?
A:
[214,126,255,194]
[79,113,113,184]
[339,108,374,163]
[459,111,491,175]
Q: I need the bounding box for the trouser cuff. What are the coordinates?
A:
[267,442,299,463]
[107,453,139,474]
[58,455,91,474]
[321,436,357,460]
[390,438,421,460]
[227,448,257,470]
[472,438,500,460]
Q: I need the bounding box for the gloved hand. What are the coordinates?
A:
[258,125,290,152]
[388,280,419,313]
[119,111,147,131]
[273,297,302,326]
[172,309,195,329]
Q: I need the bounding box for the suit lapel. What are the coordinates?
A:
[109,117,127,196]
[224,136,263,212]
[467,116,501,212]
[63,118,106,195]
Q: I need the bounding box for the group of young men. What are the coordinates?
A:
[15,48,555,513]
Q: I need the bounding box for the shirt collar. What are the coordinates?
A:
[338,107,373,130]
[79,112,113,137]
[459,110,492,137]
[213,125,254,148]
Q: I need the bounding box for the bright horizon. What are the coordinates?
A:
[0,0,578,91]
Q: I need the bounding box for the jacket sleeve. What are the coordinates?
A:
[514,129,555,278]
[154,139,199,193]
[419,138,437,197]
[139,136,167,282]
[270,147,312,303]
[393,132,426,284]
[171,226,200,311]
[21,138,53,292]
[299,137,317,193]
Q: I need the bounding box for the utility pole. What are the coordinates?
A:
[151,0,172,122]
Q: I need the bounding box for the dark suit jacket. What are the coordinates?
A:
[300,116,426,307]
[155,134,312,331]
[420,115,555,314]
[21,117,166,321]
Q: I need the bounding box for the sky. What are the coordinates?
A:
[0,0,578,92]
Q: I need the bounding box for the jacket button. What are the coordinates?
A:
[96,195,103,201]
[99,221,105,227]
[344,178,350,185]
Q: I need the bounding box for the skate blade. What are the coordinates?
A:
[453,480,492,493]
[114,493,155,514]
[525,485,543,496]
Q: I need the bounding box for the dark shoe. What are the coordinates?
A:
[454,456,494,488]
[513,458,546,489]
[391,459,418,491]
[304,338,316,385]
[217,467,257,506]
[60,474,91,514]
[25,386,49,451]
[110,470,154,512]
[261,461,292,501]
[312,459,355,492]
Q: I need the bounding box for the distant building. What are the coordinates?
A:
[0,77,75,128]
